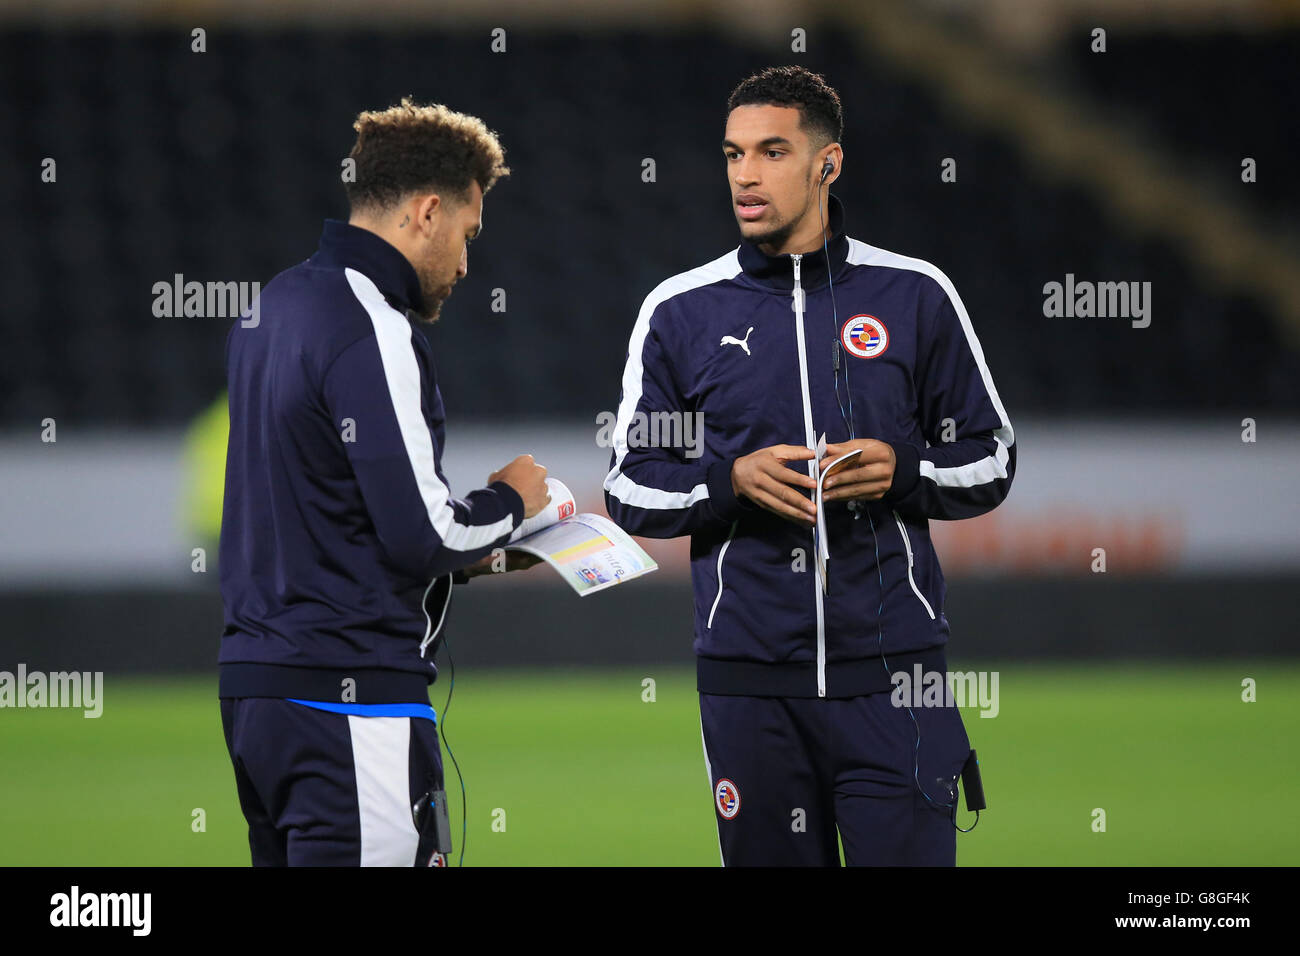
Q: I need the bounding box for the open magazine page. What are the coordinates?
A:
[505,511,657,596]
[508,477,576,542]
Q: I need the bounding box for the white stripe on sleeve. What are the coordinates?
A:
[345,268,514,550]
[845,240,1014,490]
[603,250,742,511]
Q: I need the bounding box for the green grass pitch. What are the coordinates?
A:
[1,662,1294,865]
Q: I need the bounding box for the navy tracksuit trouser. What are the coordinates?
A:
[700,688,973,866]
[220,698,447,866]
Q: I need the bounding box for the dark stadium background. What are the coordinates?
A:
[1,0,1297,866]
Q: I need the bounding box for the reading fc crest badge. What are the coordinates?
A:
[715,778,741,820]
[841,314,889,359]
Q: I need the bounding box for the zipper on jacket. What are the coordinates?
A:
[791,253,826,697]
[707,521,738,629]
[893,510,936,620]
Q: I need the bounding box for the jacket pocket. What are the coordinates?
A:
[707,521,738,629]
[893,510,936,621]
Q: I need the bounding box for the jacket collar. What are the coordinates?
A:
[736,192,849,292]
[313,219,426,316]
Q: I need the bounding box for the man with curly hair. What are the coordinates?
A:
[605,67,1015,865]
[218,100,549,866]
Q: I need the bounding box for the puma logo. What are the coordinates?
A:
[720,326,755,356]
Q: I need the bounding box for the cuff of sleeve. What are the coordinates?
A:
[706,458,753,523]
[452,569,470,586]
[489,479,526,527]
[882,442,922,503]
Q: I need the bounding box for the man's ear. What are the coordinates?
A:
[413,193,442,236]
[817,144,843,186]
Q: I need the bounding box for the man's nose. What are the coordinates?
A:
[734,157,759,186]
[457,244,468,279]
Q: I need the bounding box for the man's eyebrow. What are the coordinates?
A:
[722,136,795,151]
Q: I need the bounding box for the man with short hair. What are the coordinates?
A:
[219,99,549,866]
[604,67,1015,865]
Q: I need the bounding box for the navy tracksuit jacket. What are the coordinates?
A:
[219,220,525,703]
[604,195,1015,864]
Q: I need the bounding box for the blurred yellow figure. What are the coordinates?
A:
[181,392,229,550]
